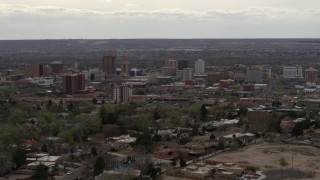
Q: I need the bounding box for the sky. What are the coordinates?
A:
[0,0,320,39]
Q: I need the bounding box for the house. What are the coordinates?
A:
[181,163,215,180]
[221,133,255,145]
[153,148,180,161]
[27,153,63,168]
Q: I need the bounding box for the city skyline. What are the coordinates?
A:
[1,0,320,39]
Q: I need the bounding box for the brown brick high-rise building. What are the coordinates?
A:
[304,67,318,83]
[34,64,51,77]
[102,52,116,76]
[121,60,131,76]
[63,74,85,94]
[50,61,64,74]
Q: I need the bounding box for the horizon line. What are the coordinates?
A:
[0,37,320,41]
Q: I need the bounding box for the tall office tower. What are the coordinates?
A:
[245,67,263,83]
[207,72,221,84]
[283,66,303,79]
[182,68,193,81]
[23,64,35,77]
[63,73,85,94]
[112,84,131,104]
[262,66,272,80]
[162,67,176,76]
[305,67,318,82]
[102,52,116,75]
[121,60,131,76]
[34,64,51,77]
[50,61,64,74]
[194,59,205,75]
[165,60,178,69]
[178,60,188,70]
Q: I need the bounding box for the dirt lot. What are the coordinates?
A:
[209,142,320,179]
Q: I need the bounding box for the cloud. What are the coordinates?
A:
[126,3,139,7]
[1,3,319,20]
[0,4,319,39]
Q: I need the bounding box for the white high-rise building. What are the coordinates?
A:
[283,66,303,79]
[182,68,193,81]
[195,59,205,75]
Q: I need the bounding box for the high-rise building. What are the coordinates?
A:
[102,53,116,75]
[182,68,193,81]
[207,72,221,84]
[195,59,205,75]
[162,67,176,76]
[262,66,272,80]
[121,60,131,76]
[178,60,188,70]
[63,73,85,94]
[283,66,303,79]
[305,67,318,82]
[50,61,63,74]
[112,84,131,103]
[34,64,51,77]
[246,67,262,83]
[165,60,178,69]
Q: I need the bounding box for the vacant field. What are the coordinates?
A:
[210,142,320,179]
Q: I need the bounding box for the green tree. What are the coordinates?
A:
[8,109,29,124]
[32,164,48,180]
[67,103,74,111]
[0,124,28,147]
[187,103,201,118]
[279,157,288,180]
[99,104,118,124]
[201,104,208,120]
[152,134,162,143]
[12,148,26,169]
[59,131,74,146]
[217,141,225,150]
[147,164,160,178]
[291,119,313,137]
[180,157,186,167]
[210,134,216,140]
[179,137,190,145]
[41,144,48,152]
[46,100,53,109]
[93,157,105,176]
[272,101,282,107]
[229,140,241,149]
[153,108,161,120]
[91,147,97,156]
[136,132,152,149]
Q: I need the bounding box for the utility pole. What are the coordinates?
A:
[292,153,293,169]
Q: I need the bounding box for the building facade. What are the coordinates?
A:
[182,68,193,81]
[121,60,131,76]
[194,59,205,75]
[63,73,85,94]
[165,60,178,69]
[50,61,63,74]
[245,67,262,83]
[304,67,318,83]
[102,53,116,75]
[283,66,303,79]
[112,84,131,103]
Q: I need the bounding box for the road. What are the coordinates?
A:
[58,165,87,180]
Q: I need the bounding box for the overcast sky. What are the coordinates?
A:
[1,0,320,39]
